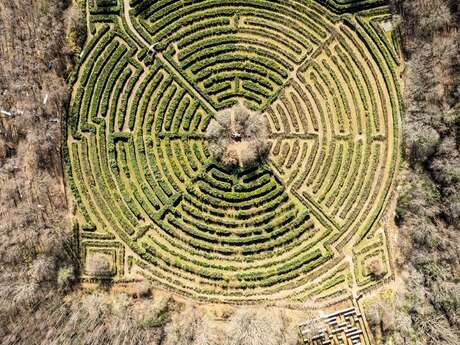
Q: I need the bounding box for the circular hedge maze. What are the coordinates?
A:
[67,0,402,304]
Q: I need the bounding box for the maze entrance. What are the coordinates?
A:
[67,0,402,304]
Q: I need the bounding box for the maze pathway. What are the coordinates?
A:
[67,0,401,304]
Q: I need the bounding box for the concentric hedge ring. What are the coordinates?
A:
[67,0,401,303]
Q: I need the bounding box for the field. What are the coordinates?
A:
[66,0,402,305]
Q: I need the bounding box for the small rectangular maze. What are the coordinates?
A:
[299,306,371,345]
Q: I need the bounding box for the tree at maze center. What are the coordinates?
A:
[67,0,402,304]
[207,104,270,168]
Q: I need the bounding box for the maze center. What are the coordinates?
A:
[68,0,401,303]
[206,104,270,168]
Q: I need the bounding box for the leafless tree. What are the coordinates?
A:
[207,104,270,168]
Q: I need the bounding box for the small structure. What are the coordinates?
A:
[299,306,372,345]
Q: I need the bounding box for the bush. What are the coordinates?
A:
[57,266,75,290]
[366,259,385,280]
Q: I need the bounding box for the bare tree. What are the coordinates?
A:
[207,104,270,168]
[224,308,298,345]
[366,259,385,280]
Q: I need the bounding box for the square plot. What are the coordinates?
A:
[81,241,125,279]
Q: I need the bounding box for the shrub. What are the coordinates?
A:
[57,266,75,290]
[133,281,151,298]
[366,259,385,280]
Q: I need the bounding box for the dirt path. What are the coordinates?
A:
[122,0,217,115]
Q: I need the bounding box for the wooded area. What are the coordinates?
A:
[366,1,460,344]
